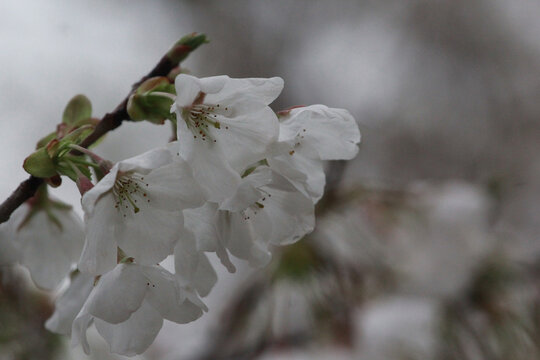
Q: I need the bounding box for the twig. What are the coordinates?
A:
[0,50,178,224]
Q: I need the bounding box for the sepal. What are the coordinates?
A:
[23,147,57,178]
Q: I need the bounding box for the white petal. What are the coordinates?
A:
[219,167,273,212]
[94,300,163,356]
[220,212,271,267]
[71,306,93,355]
[256,172,315,245]
[78,194,119,275]
[184,203,220,252]
[268,145,326,203]
[81,166,119,216]
[215,242,236,273]
[173,232,217,297]
[174,74,202,107]
[143,160,204,212]
[182,288,209,312]
[211,105,279,172]
[193,253,217,297]
[46,271,94,335]
[184,203,237,273]
[86,263,147,324]
[184,204,238,272]
[205,76,283,105]
[142,266,204,323]
[177,118,241,203]
[117,147,173,174]
[173,230,199,288]
[174,74,229,107]
[280,105,360,160]
[115,204,183,265]
[198,75,229,94]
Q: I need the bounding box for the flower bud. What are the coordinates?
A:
[167,33,208,65]
[127,77,175,124]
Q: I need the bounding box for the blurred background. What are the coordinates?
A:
[1,0,540,359]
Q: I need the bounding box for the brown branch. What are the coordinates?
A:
[0,53,177,224]
[0,177,43,224]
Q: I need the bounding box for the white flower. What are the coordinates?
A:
[184,167,315,272]
[0,195,84,290]
[71,262,205,356]
[78,147,204,275]
[173,74,283,203]
[268,105,360,202]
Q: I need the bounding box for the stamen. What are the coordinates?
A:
[241,190,272,221]
[181,101,231,143]
[112,173,148,215]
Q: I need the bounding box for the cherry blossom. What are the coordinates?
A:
[78,147,204,275]
[184,167,315,272]
[71,262,205,356]
[268,105,361,202]
[173,74,283,203]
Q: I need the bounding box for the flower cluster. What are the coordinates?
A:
[5,74,360,356]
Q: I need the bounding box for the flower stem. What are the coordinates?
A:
[68,144,102,161]
[68,144,112,174]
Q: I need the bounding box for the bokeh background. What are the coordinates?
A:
[1,0,540,359]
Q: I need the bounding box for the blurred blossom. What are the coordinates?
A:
[356,296,439,360]
[388,182,494,298]
[270,280,314,341]
[259,348,354,360]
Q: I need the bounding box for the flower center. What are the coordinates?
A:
[112,173,149,217]
[181,93,231,143]
[240,191,272,221]
[289,128,307,155]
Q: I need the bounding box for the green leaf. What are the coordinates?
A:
[62,94,92,125]
[23,147,57,178]
[36,131,57,149]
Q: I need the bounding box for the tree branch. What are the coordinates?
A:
[0,53,177,224]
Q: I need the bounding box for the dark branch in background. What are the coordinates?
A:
[0,42,191,224]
